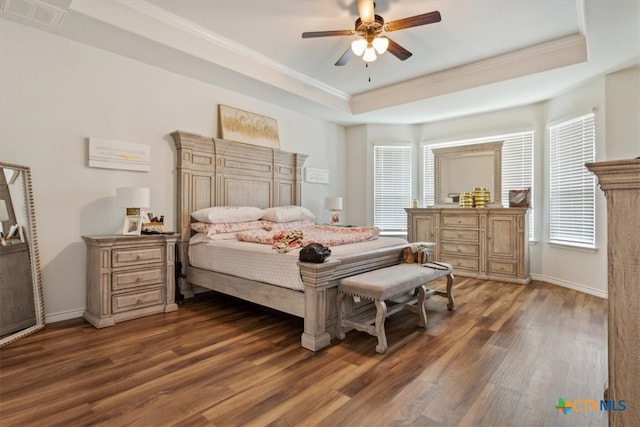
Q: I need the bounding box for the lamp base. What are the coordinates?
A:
[329,210,341,225]
[126,207,141,216]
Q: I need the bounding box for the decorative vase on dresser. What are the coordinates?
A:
[83,234,178,328]
[406,207,530,284]
[587,158,640,427]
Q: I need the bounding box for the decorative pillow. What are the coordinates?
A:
[191,206,266,224]
[189,232,238,245]
[261,206,316,223]
[191,220,269,237]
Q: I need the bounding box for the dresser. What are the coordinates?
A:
[406,207,530,284]
[587,159,640,426]
[83,234,178,328]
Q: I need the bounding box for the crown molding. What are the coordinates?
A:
[351,33,587,114]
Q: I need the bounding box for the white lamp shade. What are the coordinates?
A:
[0,199,9,222]
[372,36,389,54]
[351,38,367,56]
[362,46,377,62]
[116,187,150,209]
[325,197,343,211]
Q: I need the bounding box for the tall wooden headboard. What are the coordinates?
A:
[170,130,308,246]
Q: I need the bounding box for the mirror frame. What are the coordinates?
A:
[433,141,503,206]
[0,162,45,347]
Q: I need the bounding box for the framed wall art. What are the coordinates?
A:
[219,105,280,149]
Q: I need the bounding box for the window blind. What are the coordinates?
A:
[423,147,435,207]
[500,131,534,240]
[549,113,596,247]
[373,145,412,233]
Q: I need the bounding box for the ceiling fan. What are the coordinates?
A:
[301,0,441,66]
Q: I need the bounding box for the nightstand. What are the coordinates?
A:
[82,234,178,328]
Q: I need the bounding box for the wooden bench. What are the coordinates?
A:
[336,263,454,353]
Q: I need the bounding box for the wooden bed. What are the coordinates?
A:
[171,130,410,351]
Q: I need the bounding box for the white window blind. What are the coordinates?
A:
[500,131,534,240]
[422,147,435,207]
[373,145,412,233]
[549,113,596,248]
[422,131,534,239]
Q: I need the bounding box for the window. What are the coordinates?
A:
[549,113,596,248]
[500,131,534,240]
[422,131,534,239]
[373,145,412,234]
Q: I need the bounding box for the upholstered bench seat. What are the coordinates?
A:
[337,263,454,353]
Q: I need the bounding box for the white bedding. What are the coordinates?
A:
[188,235,409,291]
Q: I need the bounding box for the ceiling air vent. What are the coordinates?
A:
[1,0,66,29]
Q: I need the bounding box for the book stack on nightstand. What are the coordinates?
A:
[82,234,178,328]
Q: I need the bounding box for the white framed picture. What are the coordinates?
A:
[123,215,142,236]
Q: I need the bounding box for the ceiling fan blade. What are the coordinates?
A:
[387,38,413,61]
[335,48,354,66]
[302,30,355,38]
[357,0,375,24]
[385,11,441,32]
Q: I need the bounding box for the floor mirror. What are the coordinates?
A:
[0,162,45,347]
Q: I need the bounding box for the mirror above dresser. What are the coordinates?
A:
[433,141,503,206]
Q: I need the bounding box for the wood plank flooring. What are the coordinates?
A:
[0,278,607,426]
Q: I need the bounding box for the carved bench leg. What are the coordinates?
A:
[446,273,455,309]
[336,292,346,340]
[375,299,388,353]
[417,285,428,328]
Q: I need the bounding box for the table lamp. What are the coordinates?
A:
[116,187,150,216]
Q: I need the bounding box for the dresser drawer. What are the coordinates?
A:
[112,267,164,291]
[112,288,164,313]
[441,255,480,271]
[488,260,517,276]
[112,246,164,267]
[441,242,479,257]
[441,229,479,243]
[441,215,479,228]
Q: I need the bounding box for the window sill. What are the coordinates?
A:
[547,241,598,253]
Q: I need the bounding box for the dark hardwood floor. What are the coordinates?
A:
[0,278,607,426]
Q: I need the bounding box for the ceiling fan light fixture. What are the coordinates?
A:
[362,46,377,62]
[372,36,389,54]
[351,38,367,56]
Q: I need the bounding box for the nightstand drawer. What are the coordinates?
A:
[112,267,164,291]
[441,242,479,256]
[441,215,479,227]
[112,246,164,267]
[441,229,479,242]
[112,288,164,313]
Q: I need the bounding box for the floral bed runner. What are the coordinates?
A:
[236,225,380,252]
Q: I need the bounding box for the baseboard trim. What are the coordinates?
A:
[45,308,85,324]
[531,274,607,299]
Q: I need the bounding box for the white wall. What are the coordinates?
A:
[0,20,346,321]
[605,66,640,160]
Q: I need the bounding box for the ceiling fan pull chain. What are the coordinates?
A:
[366,63,371,82]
